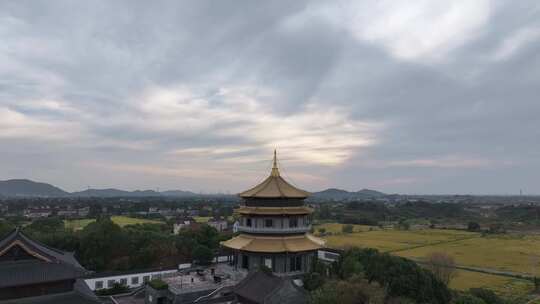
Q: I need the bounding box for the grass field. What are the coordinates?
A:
[193,216,212,223]
[64,216,164,230]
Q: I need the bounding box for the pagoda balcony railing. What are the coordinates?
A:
[237,225,311,234]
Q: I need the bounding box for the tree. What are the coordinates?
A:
[310,279,385,304]
[26,218,64,233]
[304,259,329,291]
[342,224,354,234]
[192,245,213,265]
[425,252,456,285]
[343,248,452,304]
[0,221,14,238]
[454,294,486,304]
[467,222,481,232]
[79,217,128,271]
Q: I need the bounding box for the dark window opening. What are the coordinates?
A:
[246,218,252,227]
[289,218,298,228]
[265,219,273,228]
[290,256,302,272]
[242,255,249,269]
[95,281,103,289]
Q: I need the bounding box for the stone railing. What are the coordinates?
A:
[237,225,311,234]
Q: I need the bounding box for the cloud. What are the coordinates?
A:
[136,85,379,165]
[0,107,80,140]
[285,0,492,61]
[492,26,540,61]
[0,1,538,194]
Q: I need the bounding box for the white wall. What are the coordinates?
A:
[85,269,178,291]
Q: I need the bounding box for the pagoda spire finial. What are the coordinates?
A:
[271,149,280,177]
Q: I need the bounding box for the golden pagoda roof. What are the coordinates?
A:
[221,233,325,253]
[236,206,313,215]
[239,150,311,199]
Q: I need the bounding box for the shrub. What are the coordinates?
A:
[148,279,169,290]
[425,252,456,285]
[342,224,354,234]
[454,294,486,304]
[469,288,504,304]
[95,283,129,295]
[192,244,213,265]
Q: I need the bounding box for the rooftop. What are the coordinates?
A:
[221,233,325,253]
[164,263,247,295]
[239,151,310,199]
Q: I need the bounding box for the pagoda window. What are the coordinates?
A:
[290,255,302,272]
[289,217,298,228]
[246,218,252,227]
[265,219,273,228]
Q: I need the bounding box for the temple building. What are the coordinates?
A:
[0,228,100,304]
[221,151,325,275]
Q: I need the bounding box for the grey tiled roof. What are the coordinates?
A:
[0,260,87,288]
[233,270,307,304]
[0,228,88,287]
[0,279,101,304]
[0,228,85,269]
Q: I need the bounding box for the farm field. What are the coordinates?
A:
[315,223,378,234]
[397,234,540,275]
[450,270,533,297]
[64,216,164,230]
[319,223,540,296]
[321,227,477,252]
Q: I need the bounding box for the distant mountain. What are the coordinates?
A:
[0,179,69,197]
[71,188,162,197]
[161,190,197,197]
[311,188,386,200]
[71,188,199,197]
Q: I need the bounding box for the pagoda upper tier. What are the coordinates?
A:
[239,150,310,199]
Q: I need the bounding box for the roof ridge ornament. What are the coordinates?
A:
[271,149,280,177]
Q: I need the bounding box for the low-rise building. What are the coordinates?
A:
[207,218,228,232]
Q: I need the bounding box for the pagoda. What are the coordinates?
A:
[221,151,325,275]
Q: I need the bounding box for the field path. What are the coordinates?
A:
[387,235,478,254]
[412,257,535,280]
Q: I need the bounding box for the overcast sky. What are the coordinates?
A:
[1,1,539,194]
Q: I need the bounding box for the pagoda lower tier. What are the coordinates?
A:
[221,233,324,274]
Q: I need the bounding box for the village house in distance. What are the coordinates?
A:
[221,150,325,274]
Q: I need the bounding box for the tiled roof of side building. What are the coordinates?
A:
[234,270,307,304]
[0,279,100,304]
[0,228,89,288]
[0,228,86,270]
